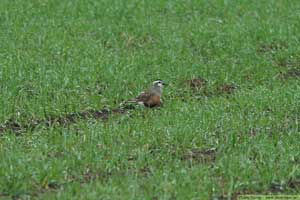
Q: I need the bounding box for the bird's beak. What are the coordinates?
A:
[162,82,167,86]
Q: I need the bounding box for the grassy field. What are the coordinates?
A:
[1,0,300,199]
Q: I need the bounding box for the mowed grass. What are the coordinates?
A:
[1,0,300,199]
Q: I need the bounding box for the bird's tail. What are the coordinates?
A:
[126,99,137,103]
[118,99,138,110]
[119,99,136,106]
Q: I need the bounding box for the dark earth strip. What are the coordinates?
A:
[213,177,300,200]
[0,108,128,135]
[0,79,239,135]
[181,147,217,164]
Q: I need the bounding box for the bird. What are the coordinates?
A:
[125,80,165,108]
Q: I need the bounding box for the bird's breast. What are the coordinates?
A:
[145,95,161,107]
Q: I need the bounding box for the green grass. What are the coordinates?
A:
[1,0,300,199]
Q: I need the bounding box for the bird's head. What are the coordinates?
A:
[152,80,165,88]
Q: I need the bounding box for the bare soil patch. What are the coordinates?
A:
[184,77,208,90]
[82,168,111,183]
[214,177,300,200]
[274,56,300,79]
[257,41,287,54]
[0,108,129,135]
[275,57,300,69]
[216,84,237,95]
[183,77,237,97]
[277,68,300,79]
[247,128,257,137]
[181,148,217,164]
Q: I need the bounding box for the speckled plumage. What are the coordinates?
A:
[127,80,165,107]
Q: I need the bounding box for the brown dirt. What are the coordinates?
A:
[214,178,300,200]
[268,182,285,193]
[181,148,217,164]
[276,58,293,68]
[0,108,129,135]
[138,165,151,177]
[184,78,237,97]
[185,77,207,90]
[275,57,300,68]
[111,108,128,114]
[275,56,300,79]
[0,119,24,135]
[257,41,287,54]
[242,73,252,81]
[47,151,64,158]
[127,155,137,161]
[216,84,236,95]
[276,69,300,80]
[81,167,115,184]
[287,178,300,189]
[120,33,155,48]
[1,167,121,199]
[284,68,300,78]
[247,128,257,137]
[44,182,60,190]
[0,193,10,199]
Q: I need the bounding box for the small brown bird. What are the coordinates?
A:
[126,80,165,108]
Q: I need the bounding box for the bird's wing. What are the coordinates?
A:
[135,91,153,102]
[126,90,161,107]
[127,91,150,102]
